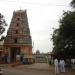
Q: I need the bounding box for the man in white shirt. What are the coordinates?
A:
[54,58,59,73]
[59,59,65,72]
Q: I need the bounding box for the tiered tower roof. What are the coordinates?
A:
[4,10,32,46]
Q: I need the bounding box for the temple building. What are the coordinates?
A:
[4,10,33,63]
[0,40,4,63]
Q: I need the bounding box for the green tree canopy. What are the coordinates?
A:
[52,11,75,59]
[0,13,7,41]
[71,0,75,8]
[52,0,75,59]
[0,13,7,35]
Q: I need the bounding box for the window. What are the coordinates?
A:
[14,38,18,43]
[17,18,20,21]
[16,23,19,26]
[15,30,18,34]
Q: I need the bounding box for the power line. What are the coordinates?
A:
[0,0,70,7]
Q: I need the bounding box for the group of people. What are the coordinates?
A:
[54,58,65,74]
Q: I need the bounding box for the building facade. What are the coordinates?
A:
[4,10,33,63]
[0,40,4,63]
[33,50,51,63]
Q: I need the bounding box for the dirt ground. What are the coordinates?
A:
[1,63,75,75]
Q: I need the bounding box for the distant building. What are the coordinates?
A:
[33,50,51,63]
[4,10,33,64]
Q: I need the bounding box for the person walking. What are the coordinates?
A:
[59,59,65,73]
[54,58,59,74]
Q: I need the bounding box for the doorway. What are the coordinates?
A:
[10,47,20,62]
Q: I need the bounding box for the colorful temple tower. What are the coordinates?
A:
[4,10,33,63]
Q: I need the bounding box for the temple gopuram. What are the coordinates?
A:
[4,10,33,64]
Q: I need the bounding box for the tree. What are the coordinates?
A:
[0,13,7,41]
[52,11,75,59]
[71,0,75,8]
[0,36,6,41]
[0,13,7,35]
[52,0,75,59]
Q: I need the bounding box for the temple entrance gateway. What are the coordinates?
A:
[4,10,33,64]
[10,47,20,62]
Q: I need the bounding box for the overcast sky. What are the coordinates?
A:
[0,0,72,53]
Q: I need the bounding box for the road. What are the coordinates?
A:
[3,63,51,75]
[1,63,75,75]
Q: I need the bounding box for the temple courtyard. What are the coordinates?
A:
[1,63,75,75]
